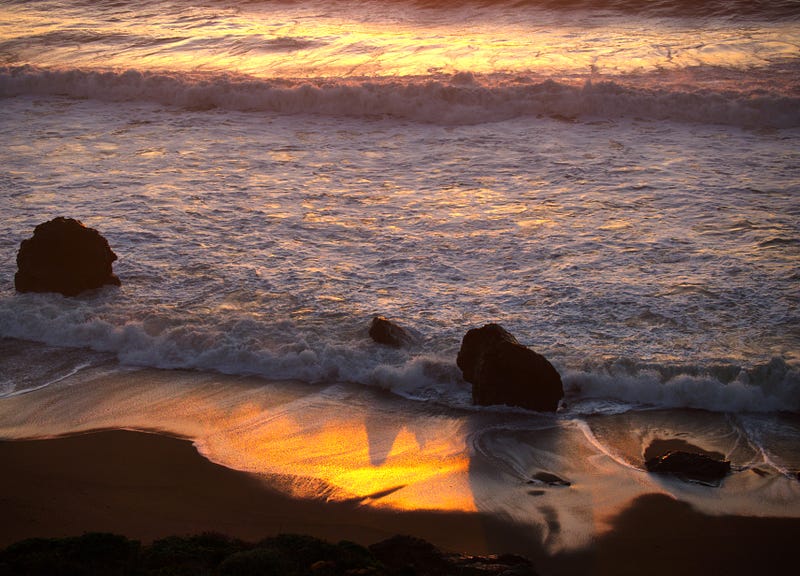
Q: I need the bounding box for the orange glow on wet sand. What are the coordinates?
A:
[205,410,477,512]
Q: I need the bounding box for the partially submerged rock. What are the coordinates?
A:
[369,316,411,348]
[15,217,120,296]
[643,438,726,464]
[528,471,571,487]
[456,324,563,412]
[645,450,731,485]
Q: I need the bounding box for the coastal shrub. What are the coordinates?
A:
[216,547,291,576]
[329,540,381,572]
[0,532,543,576]
[368,535,450,576]
[141,533,245,575]
[253,534,381,575]
[256,533,337,564]
[0,533,138,576]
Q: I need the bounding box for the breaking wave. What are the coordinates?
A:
[2,66,799,128]
[1,297,797,413]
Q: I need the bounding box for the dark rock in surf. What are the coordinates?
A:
[15,217,121,297]
[645,450,731,485]
[456,324,563,412]
[528,471,571,487]
[369,316,411,348]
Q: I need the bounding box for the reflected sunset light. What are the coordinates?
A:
[209,409,476,512]
[0,372,478,512]
[2,2,797,81]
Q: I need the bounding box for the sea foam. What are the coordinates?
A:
[1,295,797,413]
[2,66,798,128]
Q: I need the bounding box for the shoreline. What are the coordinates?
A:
[0,429,531,555]
[3,429,799,575]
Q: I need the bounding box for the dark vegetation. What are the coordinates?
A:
[0,532,539,576]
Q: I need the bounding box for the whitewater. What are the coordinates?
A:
[0,0,799,538]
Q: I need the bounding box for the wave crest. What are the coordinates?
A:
[564,358,800,414]
[2,66,798,128]
[1,295,797,413]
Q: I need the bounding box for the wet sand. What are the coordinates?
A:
[0,430,531,554]
[1,429,797,576]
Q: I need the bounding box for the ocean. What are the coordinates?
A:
[1,0,799,556]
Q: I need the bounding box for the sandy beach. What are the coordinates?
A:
[1,363,798,576]
[2,428,798,576]
[0,430,507,554]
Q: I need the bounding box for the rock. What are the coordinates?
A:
[643,438,725,463]
[369,316,411,348]
[528,471,571,487]
[456,324,563,412]
[15,217,120,296]
[645,450,731,485]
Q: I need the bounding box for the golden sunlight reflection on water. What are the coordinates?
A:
[0,369,477,512]
[213,413,476,511]
[2,2,797,78]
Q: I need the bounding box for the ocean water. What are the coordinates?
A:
[1,0,799,549]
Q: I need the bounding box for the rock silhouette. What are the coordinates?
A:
[15,217,121,296]
[369,316,412,348]
[457,324,563,412]
[645,450,731,485]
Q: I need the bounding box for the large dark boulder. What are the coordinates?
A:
[369,316,411,348]
[15,217,121,297]
[645,450,731,485]
[456,324,563,412]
